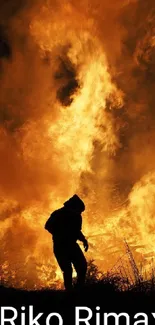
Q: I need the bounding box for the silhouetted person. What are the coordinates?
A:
[44,194,88,291]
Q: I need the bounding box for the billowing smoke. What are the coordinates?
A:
[0,0,155,288]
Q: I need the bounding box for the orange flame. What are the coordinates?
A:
[0,0,155,288]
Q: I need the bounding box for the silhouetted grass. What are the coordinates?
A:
[1,260,155,324]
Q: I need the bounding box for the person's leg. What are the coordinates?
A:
[71,243,87,288]
[54,244,73,291]
[63,264,73,291]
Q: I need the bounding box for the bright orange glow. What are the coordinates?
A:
[0,0,155,289]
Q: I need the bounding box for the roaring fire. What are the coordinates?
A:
[0,0,155,289]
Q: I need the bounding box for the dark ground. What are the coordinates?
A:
[1,283,155,325]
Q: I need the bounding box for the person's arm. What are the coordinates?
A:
[78,231,89,252]
[77,215,89,252]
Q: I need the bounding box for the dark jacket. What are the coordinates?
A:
[45,206,86,244]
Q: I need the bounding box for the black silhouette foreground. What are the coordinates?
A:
[45,194,88,290]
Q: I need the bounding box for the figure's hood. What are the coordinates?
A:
[64,194,85,213]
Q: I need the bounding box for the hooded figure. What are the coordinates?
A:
[45,194,88,290]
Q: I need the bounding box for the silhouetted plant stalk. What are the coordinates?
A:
[1,259,155,292]
[84,259,155,293]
